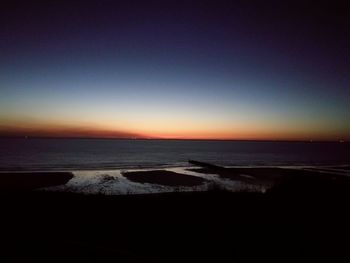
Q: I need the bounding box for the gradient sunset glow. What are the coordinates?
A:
[1,1,349,141]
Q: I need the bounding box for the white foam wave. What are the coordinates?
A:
[41,167,266,195]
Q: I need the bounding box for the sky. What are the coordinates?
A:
[1,0,349,140]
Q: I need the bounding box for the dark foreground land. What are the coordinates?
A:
[124,170,206,186]
[1,170,350,262]
[0,172,73,192]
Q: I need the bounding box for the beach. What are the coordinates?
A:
[1,138,350,261]
[2,164,349,194]
[1,165,350,261]
[2,0,350,261]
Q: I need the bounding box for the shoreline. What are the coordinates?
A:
[1,165,349,195]
[1,163,350,172]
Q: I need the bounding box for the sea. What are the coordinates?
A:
[1,138,349,171]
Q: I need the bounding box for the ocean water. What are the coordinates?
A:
[0,138,349,171]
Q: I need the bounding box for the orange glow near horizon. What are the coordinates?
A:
[1,116,348,141]
[1,1,350,143]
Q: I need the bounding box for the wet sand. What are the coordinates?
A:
[123,170,206,186]
[188,167,350,192]
[332,165,350,170]
[189,167,314,180]
[0,172,73,192]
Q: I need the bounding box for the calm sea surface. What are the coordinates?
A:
[0,138,349,171]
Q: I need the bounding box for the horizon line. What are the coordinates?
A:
[0,135,347,143]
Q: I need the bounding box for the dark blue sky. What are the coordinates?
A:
[1,1,349,140]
